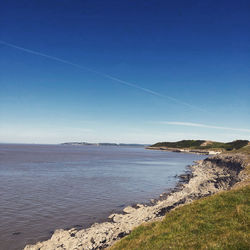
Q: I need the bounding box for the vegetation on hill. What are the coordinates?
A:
[233,143,250,154]
[203,140,249,151]
[111,185,250,250]
[151,140,205,148]
[151,140,249,151]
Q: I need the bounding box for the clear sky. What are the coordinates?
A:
[0,0,249,144]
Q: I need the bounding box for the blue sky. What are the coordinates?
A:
[0,0,249,144]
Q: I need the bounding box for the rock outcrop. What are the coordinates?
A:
[24,154,247,250]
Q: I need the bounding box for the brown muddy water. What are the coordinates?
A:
[0,144,206,250]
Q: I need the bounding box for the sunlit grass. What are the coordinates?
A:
[111,186,250,250]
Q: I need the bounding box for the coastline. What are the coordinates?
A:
[24,153,248,250]
[146,146,221,155]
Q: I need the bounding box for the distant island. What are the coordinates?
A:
[147,139,249,155]
[61,142,149,147]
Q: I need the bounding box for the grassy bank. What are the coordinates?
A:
[111,184,250,250]
[111,143,250,250]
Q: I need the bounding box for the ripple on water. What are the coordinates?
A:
[0,144,206,250]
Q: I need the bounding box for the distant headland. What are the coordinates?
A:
[61,142,149,147]
[147,139,249,155]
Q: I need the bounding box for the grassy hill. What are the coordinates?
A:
[150,140,249,152]
[111,185,250,250]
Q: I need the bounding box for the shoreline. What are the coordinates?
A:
[24,153,247,250]
[146,146,221,155]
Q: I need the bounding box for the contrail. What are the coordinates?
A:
[0,40,204,111]
[160,121,250,133]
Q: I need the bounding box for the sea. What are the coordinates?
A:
[0,144,206,250]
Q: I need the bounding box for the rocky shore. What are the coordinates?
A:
[24,154,247,250]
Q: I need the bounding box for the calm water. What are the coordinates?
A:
[0,144,206,250]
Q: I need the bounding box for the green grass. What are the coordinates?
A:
[151,140,206,148]
[151,140,249,151]
[111,186,250,250]
[202,140,249,151]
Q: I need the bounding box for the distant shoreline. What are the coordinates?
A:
[146,146,221,155]
[61,142,149,147]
